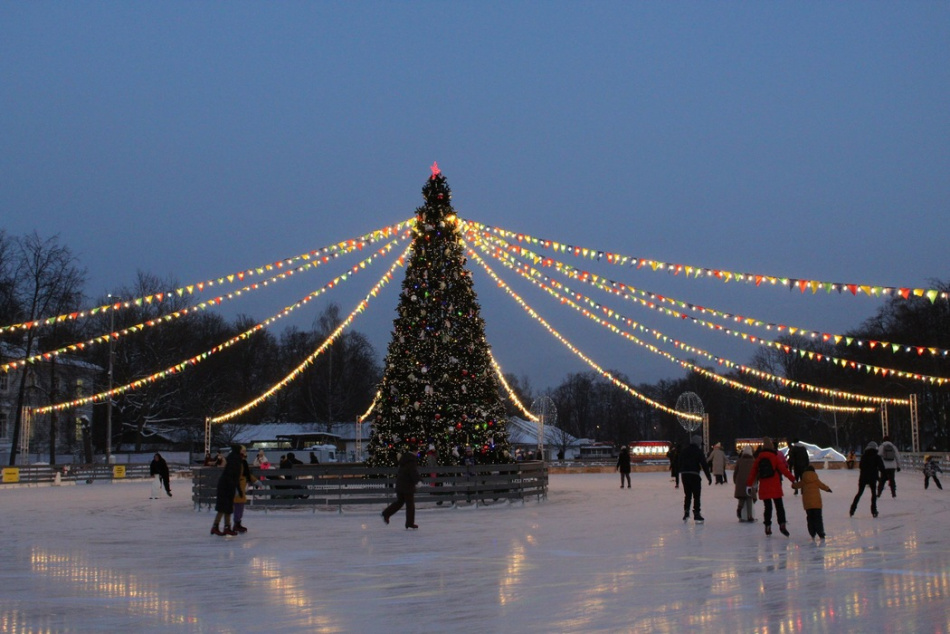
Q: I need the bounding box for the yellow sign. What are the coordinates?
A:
[2,467,20,484]
[112,465,126,479]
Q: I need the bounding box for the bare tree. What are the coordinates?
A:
[7,233,86,465]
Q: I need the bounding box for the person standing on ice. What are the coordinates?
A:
[923,455,943,490]
[678,435,712,523]
[733,446,756,521]
[382,451,421,529]
[849,441,886,518]
[232,446,258,534]
[707,442,727,485]
[876,435,901,498]
[787,438,810,495]
[747,437,794,536]
[149,453,172,497]
[616,445,632,489]
[667,443,680,488]
[791,464,832,542]
[211,447,242,536]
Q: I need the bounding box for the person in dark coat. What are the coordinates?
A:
[149,453,172,497]
[787,438,810,495]
[733,446,756,521]
[747,437,796,537]
[667,444,681,489]
[382,451,422,529]
[211,448,243,536]
[616,446,632,489]
[850,441,886,518]
[678,436,712,523]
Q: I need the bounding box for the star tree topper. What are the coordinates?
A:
[430,161,441,178]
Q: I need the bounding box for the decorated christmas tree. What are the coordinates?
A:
[366,164,511,467]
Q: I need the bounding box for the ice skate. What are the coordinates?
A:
[779,524,789,537]
[211,526,225,536]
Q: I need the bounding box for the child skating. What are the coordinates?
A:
[791,465,832,543]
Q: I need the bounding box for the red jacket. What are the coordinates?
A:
[747,449,795,500]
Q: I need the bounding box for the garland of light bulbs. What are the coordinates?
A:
[2,232,411,374]
[464,220,949,303]
[470,227,949,387]
[489,352,539,421]
[471,232,903,409]
[463,242,703,422]
[0,219,414,337]
[465,223,950,361]
[466,237,877,415]
[30,240,407,415]
[208,244,412,424]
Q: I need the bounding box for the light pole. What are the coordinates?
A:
[105,295,120,464]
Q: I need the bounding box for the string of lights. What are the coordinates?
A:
[30,240,408,415]
[470,232,903,409]
[463,223,950,362]
[0,219,414,337]
[2,232,412,374]
[465,237,877,415]
[463,240,703,422]
[469,227,949,389]
[489,352,539,421]
[463,219,949,303]
[208,243,412,424]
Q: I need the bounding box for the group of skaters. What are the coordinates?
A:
[664,434,943,543]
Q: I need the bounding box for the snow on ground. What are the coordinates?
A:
[1,469,948,633]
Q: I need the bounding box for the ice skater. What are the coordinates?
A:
[733,446,757,521]
[678,435,712,523]
[876,436,901,498]
[211,447,242,536]
[791,465,832,542]
[850,441,886,518]
[707,442,727,485]
[616,445,632,489]
[667,444,680,489]
[923,455,943,490]
[149,453,172,497]
[747,437,794,536]
[382,451,421,529]
[787,438,810,495]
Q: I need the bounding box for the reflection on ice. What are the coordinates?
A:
[1,470,948,632]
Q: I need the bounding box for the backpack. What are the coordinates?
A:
[758,456,775,479]
[882,443,896,461]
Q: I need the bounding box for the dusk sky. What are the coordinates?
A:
[2,3,948,395]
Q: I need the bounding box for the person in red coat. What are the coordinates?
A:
[747,437,795,537]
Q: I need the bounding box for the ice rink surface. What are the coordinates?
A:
[1,469,948,633]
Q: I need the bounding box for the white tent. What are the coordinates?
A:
[780,441,846,462]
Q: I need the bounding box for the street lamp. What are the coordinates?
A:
[105,295,121,464]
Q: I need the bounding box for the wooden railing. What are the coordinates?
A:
[1,463,160,485]
[191,461,549,512]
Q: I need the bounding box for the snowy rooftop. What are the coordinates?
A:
[2,469,948,632]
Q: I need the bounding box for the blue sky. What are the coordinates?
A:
[2,3,948,392]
